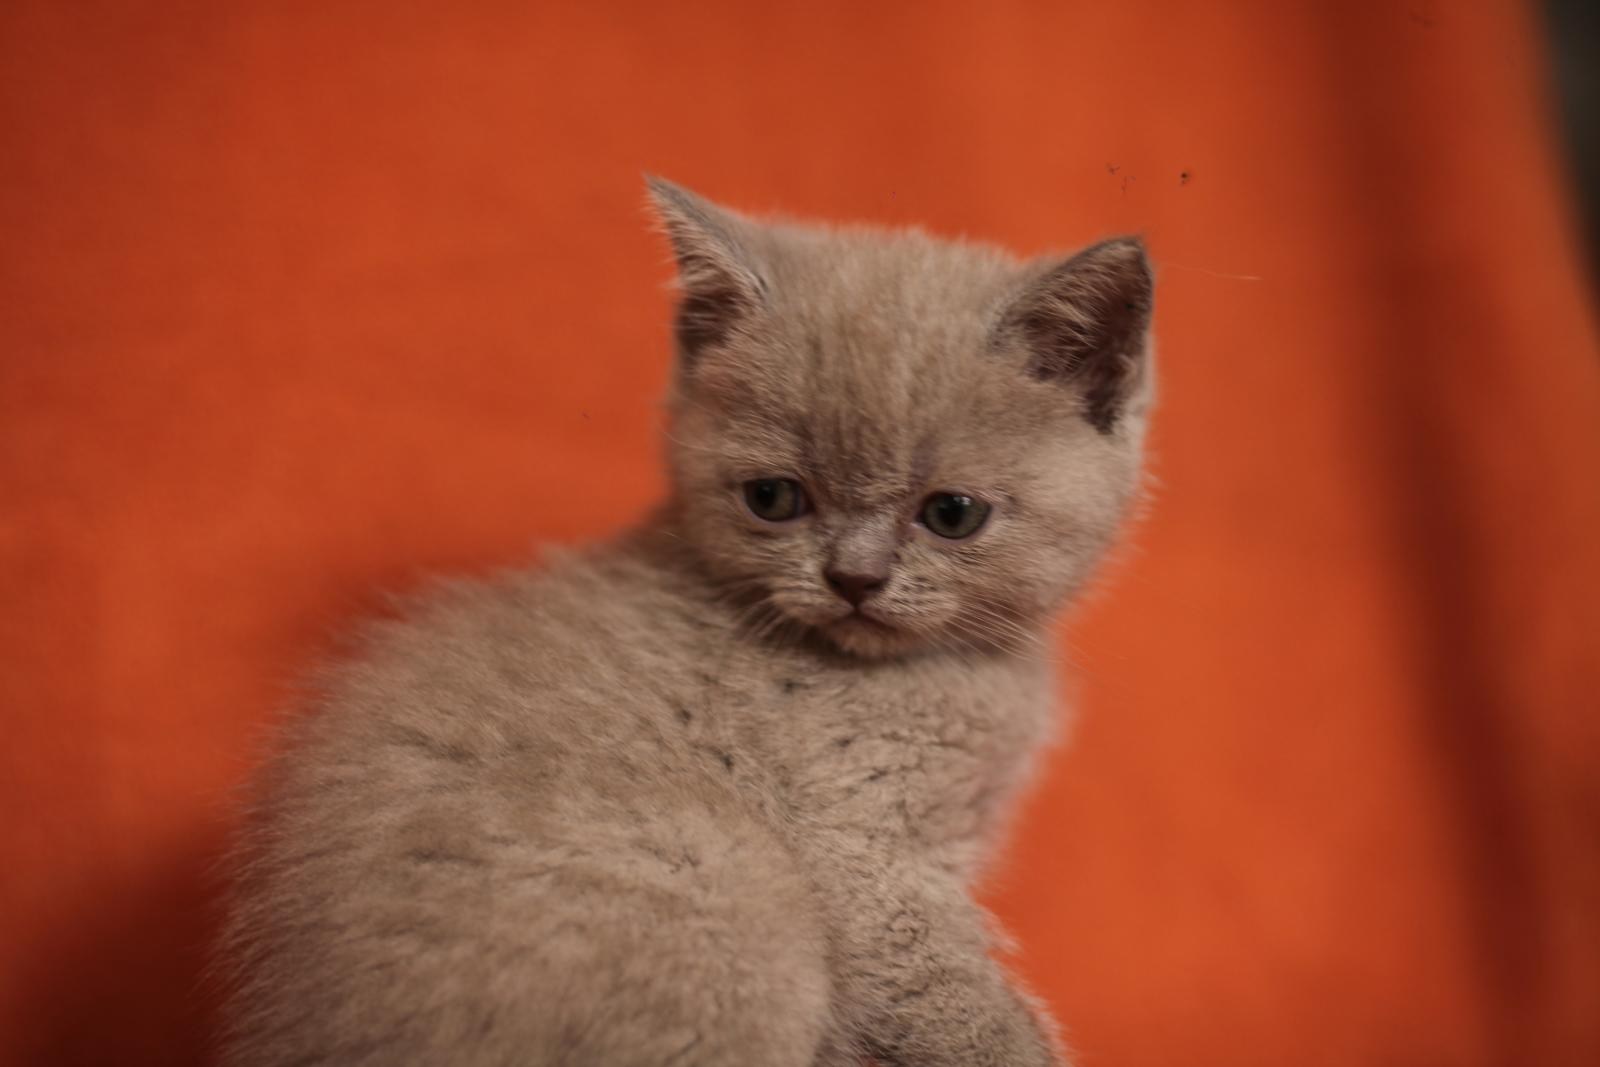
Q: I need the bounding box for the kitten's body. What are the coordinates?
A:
[223,183,1154,1067]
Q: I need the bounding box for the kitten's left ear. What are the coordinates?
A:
[995,237,1154,434]
[646,176,769,365]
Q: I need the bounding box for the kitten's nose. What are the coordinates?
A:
[824,568,886,606]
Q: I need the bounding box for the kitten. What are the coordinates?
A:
[220,179,1154,1067]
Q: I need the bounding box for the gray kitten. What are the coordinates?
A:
[221,179,1154,1067]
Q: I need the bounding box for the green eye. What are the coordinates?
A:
[920,492,991,539]
[743,478,808,522]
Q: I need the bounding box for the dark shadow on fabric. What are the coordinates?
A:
[1315,6,1548,1063]
[7,829,224,1067]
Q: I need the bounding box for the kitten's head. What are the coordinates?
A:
[650,179,1154,659]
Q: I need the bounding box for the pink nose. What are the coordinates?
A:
[824,568,886,606]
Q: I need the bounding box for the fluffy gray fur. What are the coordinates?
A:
[220,179,1155,1067]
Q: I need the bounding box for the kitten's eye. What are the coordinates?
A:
[743,478,808,522]
[920,492,991,539]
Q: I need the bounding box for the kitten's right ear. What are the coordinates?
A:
[646,177,768,364]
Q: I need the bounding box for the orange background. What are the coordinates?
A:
[3,2,1598,1065]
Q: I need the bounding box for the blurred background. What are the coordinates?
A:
[2,2,1597,1065]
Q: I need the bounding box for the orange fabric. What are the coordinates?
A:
[2,3,1597,1065]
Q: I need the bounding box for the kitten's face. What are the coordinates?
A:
[652,181,1153,659]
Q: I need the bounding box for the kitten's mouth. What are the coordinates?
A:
[765,592,913,654]
[816,605,927,658]
[830,607,898,634]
